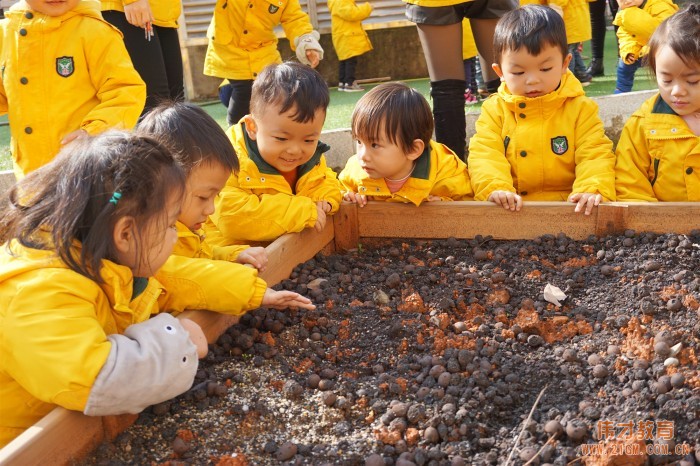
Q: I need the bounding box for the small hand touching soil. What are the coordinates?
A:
[84,232,700,466]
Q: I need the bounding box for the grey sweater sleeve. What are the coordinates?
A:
[83,313,198,416]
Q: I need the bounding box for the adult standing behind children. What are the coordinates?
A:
[101,0,184,113]
[328,0,373,92]
[205,62,342,245]
[468,5,616,214]
[0,0,145,177]
[403,0,518,160]
[612,0,677,94]
[204,0,324,126]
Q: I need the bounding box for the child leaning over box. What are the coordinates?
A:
[468,5,615,215]
[204,62,342,245]
[339,82,472,207]
[0,0,145,177]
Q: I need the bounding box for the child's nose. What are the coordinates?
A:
[671,84,686,96]
[204,199,216,216]
[525,74,539,85]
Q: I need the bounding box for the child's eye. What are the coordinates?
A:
[512,71,524,76]
[688,80,699,86]
[275,137,287,142]
[371,143,380,149]
[304,139,317,144]
[541,67,552,72]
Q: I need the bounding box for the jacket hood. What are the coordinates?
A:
[7,0,103,23]
[497,70,585,118]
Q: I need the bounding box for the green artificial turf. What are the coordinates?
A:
[0,28,657,170]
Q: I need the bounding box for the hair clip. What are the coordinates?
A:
[109,192,122,205]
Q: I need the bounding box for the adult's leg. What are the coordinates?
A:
[587,0,606,76]
[345,56,358,85]
[416,22,467,159]
[103,10,171,115]
[227,79,254,126]
[156,26,185,102]
[469,17,501,92]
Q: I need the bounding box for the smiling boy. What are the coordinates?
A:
[467,5,616,214]
[205,62,342,244]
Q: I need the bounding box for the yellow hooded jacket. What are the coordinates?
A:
[468,70,616,201]
[205,121,342,244]
[328,0,372,61]
[339,139,473,205]
[173,221,250,261]
[615,94,700,202]
[204,0,314,80]
[613,0,678,64]
[0,239,269,446]
[100,0,181,28]
[0,0,146,177]
[547,0,591,44]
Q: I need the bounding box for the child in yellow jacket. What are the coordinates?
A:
[328,0,373,92]
[204,62,342,245]
[615,4,700,201]
[139,101,316,309]
[339,82,472,206]
[204,0,324,126]
[0,131,315,448]
[546,0,593,84]
[0,0,145,178]
[612,0,678,93]
[468,5,615,214]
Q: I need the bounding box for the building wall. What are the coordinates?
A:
[186,26,427,100]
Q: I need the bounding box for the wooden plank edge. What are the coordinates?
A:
[333,202,359,252]
[0,225,336,465]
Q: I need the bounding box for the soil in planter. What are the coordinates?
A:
[83,232,700,466]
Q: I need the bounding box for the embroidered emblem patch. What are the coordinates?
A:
[268,4,279,13]
[551,136,568,155]
[56,56,74,78]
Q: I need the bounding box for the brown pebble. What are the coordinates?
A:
[275,441,297,461]
[565,420,587,442]
[592,364,609,378]
[322,392,337,406]
[544,420,563,436]
[172,437,190,455]
[307,374,321,389]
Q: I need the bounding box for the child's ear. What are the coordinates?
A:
[113,216,135,256]
[492,63,504,80]
[244,115,258,140]
[406,139,425,161]
[562,53,573,73]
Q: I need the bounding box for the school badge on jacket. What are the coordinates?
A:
[551,136,568,155]
[56,57,74,77]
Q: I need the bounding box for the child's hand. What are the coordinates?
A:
[306,50,321,68]
[488,190,522,212]
[262,288,316,310]
[315,201,328,232]
[618,0,642,9]
[343,191,369,207]
[124,0,154,28]
[236,246,268,272]
[179,318,208,359]
[61,129,88,145]
[569,192,602,215]
[426,195,442,202]
[623,53,637,65]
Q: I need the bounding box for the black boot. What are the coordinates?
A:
[430,79,467,160]
[586,58,604,77]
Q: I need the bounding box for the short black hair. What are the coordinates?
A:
[138,101,239,175]
[351,82,433,154]
[647,3,700,76]
[250,62,330,123]
[494,5,569,65]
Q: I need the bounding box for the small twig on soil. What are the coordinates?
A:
[522,433,558,466]
[504,384,548,466]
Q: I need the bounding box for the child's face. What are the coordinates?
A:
[116,192,181,277]
[26,0,80,16]
[355,131,423,181]
[245,103,326,173]
[180,161,231,231]
[655,46,700,117]
[493,44,572,98]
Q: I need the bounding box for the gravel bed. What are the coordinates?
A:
[83,231,700,466]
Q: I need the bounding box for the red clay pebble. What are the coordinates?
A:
[322,392,337,406]
[172,437,190,455]
[275,441,297,461]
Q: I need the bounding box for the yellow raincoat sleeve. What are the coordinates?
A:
[156,255,267,316]
[212,181,319,243]
[280,0,315,51]
[332,0,372,22]
[173,222,250,262]
[570,100,616,200]
[299,161,343,213]
[3,270,111,413]
[467,100,518,200]
[614,115,657,202]
[338,157,361,193]
[79,21,146,135]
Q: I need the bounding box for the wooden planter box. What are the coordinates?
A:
[1,201,699,465]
